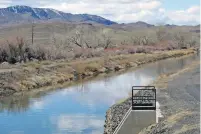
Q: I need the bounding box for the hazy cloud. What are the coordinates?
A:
[50,114,104,133]
[0,0,200,25]
[32,99,45,110]
[0,0,12,7]
[166,6,200,25]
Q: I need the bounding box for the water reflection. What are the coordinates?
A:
[0,91,51,113]
[50,114,104,134]
[0,95,30,113]
[0,54,199,134]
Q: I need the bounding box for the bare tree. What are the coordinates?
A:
[102,33,112,49]
[69,31,83,48]
[69,26,93,49]
[121,40,126,46]
[84,40,92,48]
[141,36,149,46]
[188,36,197,47]
[174,33,186,49]
[156,26,167,42]
[131,36,141,45]
[83,27,92,48]
[69,26,85,48]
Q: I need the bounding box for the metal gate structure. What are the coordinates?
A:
[132,86,156,110]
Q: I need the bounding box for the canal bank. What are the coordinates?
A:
[0,49,196,97]
[104,57,200,134]
[139,61,200,134]
[0,53,199,134]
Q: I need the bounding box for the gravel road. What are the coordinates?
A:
[140,64,200,134]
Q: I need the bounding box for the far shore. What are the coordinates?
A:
[0,48,197,97]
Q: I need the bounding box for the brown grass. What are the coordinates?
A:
[0,48,196,97]
[173,124,199,134]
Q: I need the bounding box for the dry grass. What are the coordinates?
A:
[138,110,197,134]
[166,111,193,124]
[0,22,199,64]
[0,46,196,97]
[173,124,199,134]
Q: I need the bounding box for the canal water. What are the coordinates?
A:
[0,54,199,134]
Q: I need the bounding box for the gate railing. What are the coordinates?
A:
[132,86,156,110]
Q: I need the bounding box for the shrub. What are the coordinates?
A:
[0,37,48,64]
[0,24,198,64]
[128,48,137,54]
[136,46,146,53]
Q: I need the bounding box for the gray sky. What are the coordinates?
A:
[0,0,200,25]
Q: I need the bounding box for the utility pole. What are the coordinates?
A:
[31,22,35,45]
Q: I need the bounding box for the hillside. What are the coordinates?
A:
[0,21,199,46]
[0,5,116,25]
[0,5,199,64]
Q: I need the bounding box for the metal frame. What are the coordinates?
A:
[132,86,156,110]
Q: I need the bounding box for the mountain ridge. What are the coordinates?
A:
[0,5,199,27]
[0,5,117,25]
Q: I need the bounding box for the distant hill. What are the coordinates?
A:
[0,5,198,29]
[126,21,155,28]
[0,5,117,25]
[164,24,177,28]
[110,21,155,30]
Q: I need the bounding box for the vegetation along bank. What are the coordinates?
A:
[0,48,196,97]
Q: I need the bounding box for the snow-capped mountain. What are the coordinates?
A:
[0,5,117,25]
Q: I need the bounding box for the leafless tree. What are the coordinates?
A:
[69,26,93,48]
[156,26,167,41]
[69,30,83,48]
[174,33,186,49]
[131,36,141,45]
[141,36,149,46]
[131,36,149,46]
[121,40,128,46]
[101,33,112,49]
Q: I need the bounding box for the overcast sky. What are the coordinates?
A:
[0,0,200,25]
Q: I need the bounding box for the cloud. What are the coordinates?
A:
[0,0,12,8]
[39,0,199,25]
[187,5,200,14]
[40,0,162,20]
[0,0,12,4]
[31,99,45,110]
[58,70,155,109]
[166,5,200,25]
[50,114,104,133]
[0,0,199,25]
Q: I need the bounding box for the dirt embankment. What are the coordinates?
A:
[0,49,196,97]
[104,97,132,134]
[104,59,200,134]
[138,61,200,134]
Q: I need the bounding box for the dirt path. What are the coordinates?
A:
[139,61,200,134]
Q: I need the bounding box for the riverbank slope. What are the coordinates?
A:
[0,49,196,97]
[104,57,200,134]
[138,60,200,134]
